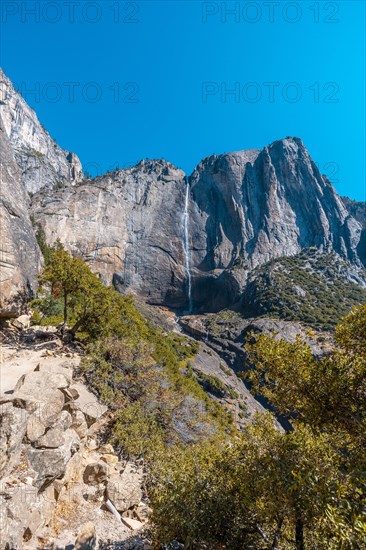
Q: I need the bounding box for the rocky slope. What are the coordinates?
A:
[0,325,150,549]
[0,115,41,312]
[32,139,365,312]
[0,69,83,193]
[341,197,366,227]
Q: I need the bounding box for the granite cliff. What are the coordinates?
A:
[0,69,83,194]
[0,115,41,312]
[1,68,365,315]
[31,139,365,312]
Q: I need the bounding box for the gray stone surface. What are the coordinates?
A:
[0,401,28,477]
[0,114,41,311]
[26,428,80,488]
[105,463,143,512]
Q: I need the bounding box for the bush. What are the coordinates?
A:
[35,244,147,340]
[82,331,233,459]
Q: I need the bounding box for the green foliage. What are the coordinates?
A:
[219,362,233,376]
[82,334,233,460]
[152,415,354,549]
[242,249,366,329]
[24,148,44,159]
[34,223,53,265]
[112,402,165,458]
[246,311,366,442]
[152,304,366,548]
[336,303,366,359]
[53,181,66,190]
[31,295,64,326]
[206,309,243,336]
[196,371,238,399]
[35,246,231,459]
[36,244,148,340]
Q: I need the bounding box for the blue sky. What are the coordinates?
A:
[1,0,365,199]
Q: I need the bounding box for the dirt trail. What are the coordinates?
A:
[0,343,80,395]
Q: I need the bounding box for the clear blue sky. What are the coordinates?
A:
[1,0,365,199]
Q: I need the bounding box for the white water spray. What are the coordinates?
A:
[183,179,193,313]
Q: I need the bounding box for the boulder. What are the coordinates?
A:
[27,413,46,442]
[105,463,143,512]
[12,314,31,330]
[0,402,28,477]
[121,517,144,530]
[12,371,68,427]
[70,383,108,426]
[101,453,119,465]
[1,482,55,550]
[70,409,89,439]
[33,427,65,448]
[36,362,74,385]
[26,428,80,489]
[83,462,108,486]
[98,443,114,454]
[74,522,98,550]
[0,497,9,549]
[14,370,70,394]
[58,410,73,430]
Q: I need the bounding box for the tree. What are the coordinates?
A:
[245,306,366,444]
[37,244,146,340]
[151,305,366,549]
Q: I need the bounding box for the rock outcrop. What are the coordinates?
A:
[0,68,83,193]
[0,114,41,312]
[342,197,366,228]
[31,139,365,312]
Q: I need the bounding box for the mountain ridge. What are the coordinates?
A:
[0,68,365,318]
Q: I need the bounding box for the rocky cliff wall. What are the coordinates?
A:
[0,69,83,193]
[31,139,365,312]
[0,115,41,312]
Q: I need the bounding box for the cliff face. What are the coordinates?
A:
[0,69,83,193]
[31,160,190,308]
[190,138,362,269]
[31,138,365,312]
[187,138,364,309]
[0,115,41,312]
[342,197,366,262]
[1,69,364,313]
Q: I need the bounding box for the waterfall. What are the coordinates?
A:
[183,178,193,313]
[93,190,102,261]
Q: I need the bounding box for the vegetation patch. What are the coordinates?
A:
[151,304,366,549]
[32,244,233,461]
[242,248,366,329]
[195,371,238,400]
